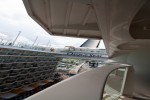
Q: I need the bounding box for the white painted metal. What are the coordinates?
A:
[25,63,134,100]
[23,0,101,39]
[120,67,128,95]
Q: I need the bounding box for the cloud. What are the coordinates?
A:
[0,32,8,39]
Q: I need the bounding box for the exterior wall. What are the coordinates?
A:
[112,49,150,95]
[112,49,150,73]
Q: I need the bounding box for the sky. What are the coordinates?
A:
[0,0,105,49]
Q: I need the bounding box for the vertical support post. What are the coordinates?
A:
[96,40,101,48]
[32,36,38,47]
[12,31,21,46]
[120,67,128,95]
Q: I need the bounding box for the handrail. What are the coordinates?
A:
[25,63,134,100]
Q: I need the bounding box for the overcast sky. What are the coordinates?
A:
[0,0,105,48]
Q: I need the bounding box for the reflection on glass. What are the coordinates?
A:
[103,67,128,99]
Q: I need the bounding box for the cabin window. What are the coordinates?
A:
[103,67,128,99]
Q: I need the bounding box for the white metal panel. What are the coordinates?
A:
[25,63,134,100]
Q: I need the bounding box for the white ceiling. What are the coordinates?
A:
[23,0,101,39]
